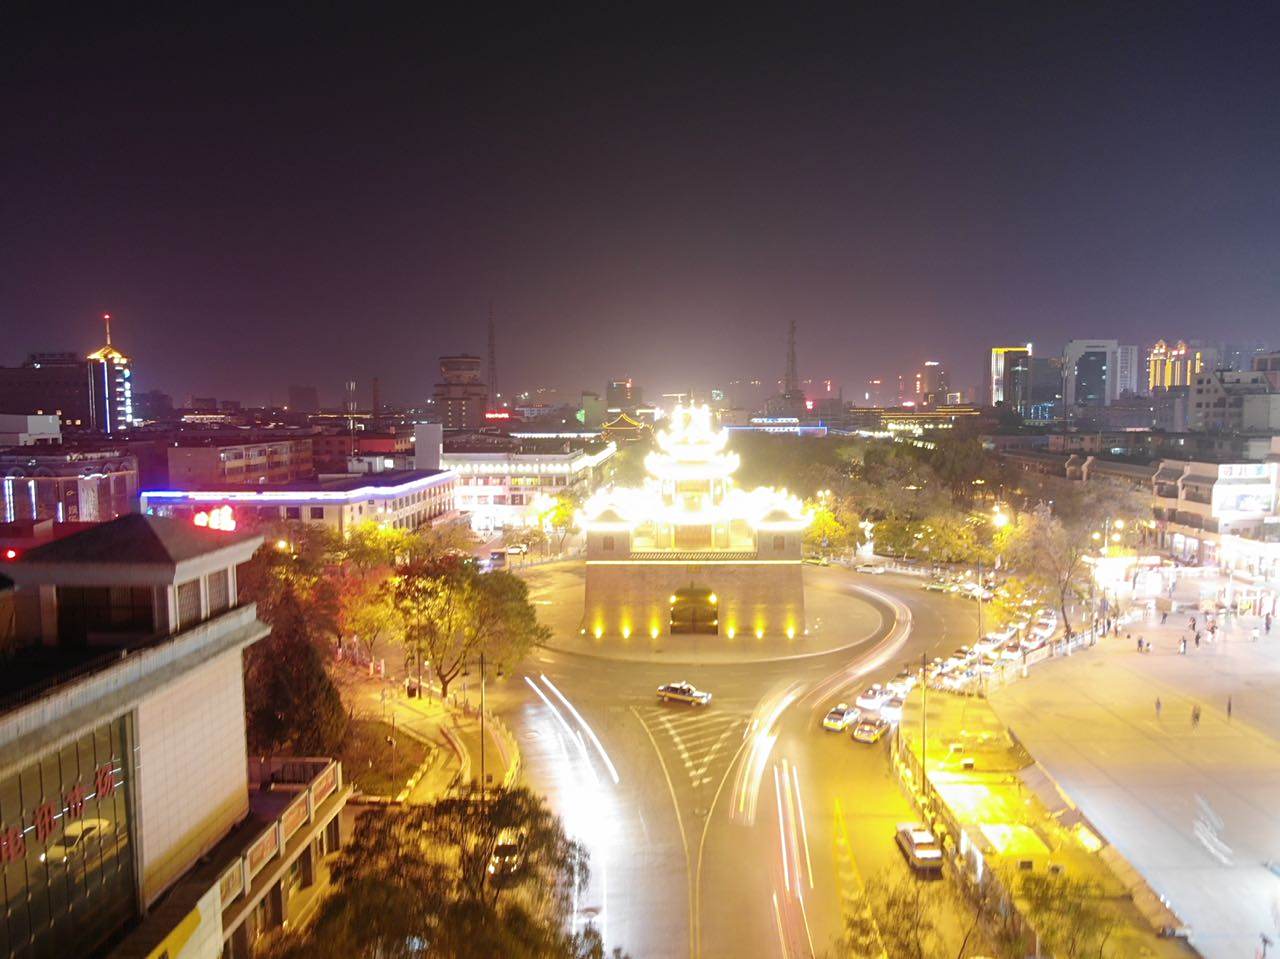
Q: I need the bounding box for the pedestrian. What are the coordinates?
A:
[1267,613,1273,635]
[1179,637,1187,655]
[1135,635,1142,652]
[1227,696,1233,721]
[1194,632,1201,649]
[1190,616,1197,632]
[1155,697,1162,719]
[1192,705,1201,729]
[1161,610,1168,625]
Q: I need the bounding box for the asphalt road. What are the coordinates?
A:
[496,565,983,959]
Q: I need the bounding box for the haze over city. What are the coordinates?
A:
[5,5,1280,404]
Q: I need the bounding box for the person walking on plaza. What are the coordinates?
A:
[1156,697,1162,720]
[1179,637,1187,655]
[1227,696,1233,721]
[1267,612,1273,635]
[1192,704,1201,729]
[1194,631,1201,649]
[1161,610,1168,625]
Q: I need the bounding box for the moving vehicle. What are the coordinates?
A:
[488,550,507,568]
[855,683,889,710]
[923,580,956,593]
[852,717,890,744]
[803,554,831,566]
[657,681,712,705]
[487,828,525,882]
[855,563,885,575]
[880,696,905,722]
[822,703,859,731]
[505,543,528,555]
[39,818,112,864]
[895,823,944,874]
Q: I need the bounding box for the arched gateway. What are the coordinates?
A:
[581,405,809,639]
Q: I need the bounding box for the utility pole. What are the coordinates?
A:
[479,652,487,801]
[784,318,799,395]
[920,650,929,814]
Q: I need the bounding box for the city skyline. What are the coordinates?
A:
[5,6,1280,404]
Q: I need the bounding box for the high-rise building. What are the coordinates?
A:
[918,361,947,406]
[1113,344,1140,398]
[0,318,134,433]
[1061,339,1138,408]
[1221,342,1268,372]
[606,378,641,410]
[861,377,892,407]
[287,384,320,413]
[1146,340,1218,392]
[433,355,489,430]
[985,346,1033,410]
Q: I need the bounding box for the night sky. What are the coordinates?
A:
[4,5,1279,407]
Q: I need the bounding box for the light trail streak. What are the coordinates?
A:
[733,683,800,824]
[773,764,791,894]
[540,674,621,784]
[771,891,789,959]
[788,761,814,890]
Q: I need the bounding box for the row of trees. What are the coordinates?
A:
[238,519,549,754]
[830,868,1117,959]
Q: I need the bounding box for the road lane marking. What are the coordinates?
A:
[630,705,696,959]
[788,760,814,891]
[540,675,621,784]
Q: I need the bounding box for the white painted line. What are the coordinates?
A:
[540,675,621,785]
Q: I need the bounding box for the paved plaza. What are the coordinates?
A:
[989,603,1280,959]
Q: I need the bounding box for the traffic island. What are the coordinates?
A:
[897,690,1198,958]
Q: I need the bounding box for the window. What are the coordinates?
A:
[310,506,324,520]
[603,535,615,551]
[176,579,202,630]
[206,570,230,615]
[285,506,301,520]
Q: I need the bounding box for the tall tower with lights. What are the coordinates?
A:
[85,313,134,433]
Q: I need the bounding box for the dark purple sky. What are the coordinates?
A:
[4,5,1279,407]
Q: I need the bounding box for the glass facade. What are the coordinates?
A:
[0,715,136,958]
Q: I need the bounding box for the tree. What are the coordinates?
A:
[863,875,941,959]
[244,590,348,755]
[389,559,549,697]
[541,490,583,551]
[263,787,625,959]
[336,572,398,664]
[1018,873,1117,958]
[804,499,857,555]
[1004,503,1094,636]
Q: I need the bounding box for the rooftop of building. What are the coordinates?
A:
[19,513,259,566]
[144,467,453,497]
[443,433,612,456]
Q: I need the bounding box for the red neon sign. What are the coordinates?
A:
[484,410,510,420]
[193,505,237,531]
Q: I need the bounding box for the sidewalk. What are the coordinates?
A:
[987,607,1280,959]
[331,662,516,802]
[898,691,1197,958]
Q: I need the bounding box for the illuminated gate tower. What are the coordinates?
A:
[582,405,809,639]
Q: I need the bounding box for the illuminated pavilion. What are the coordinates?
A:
[581,404,809,639]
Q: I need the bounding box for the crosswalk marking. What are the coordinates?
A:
[634,704,748,789]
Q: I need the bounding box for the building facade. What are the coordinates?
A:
[985,346,1032,410]
[432,355,489,430]
[442,438,615,532]
[0,343,134,434]
[0,448,139,524]
[141,469,456,535]
[167,437,315,488]
[1188,369,1280,432]
[582,405,808,639]
[0,516,351,959]
[1146,340,1218,393]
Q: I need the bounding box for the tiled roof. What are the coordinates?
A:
[21,514,258,566]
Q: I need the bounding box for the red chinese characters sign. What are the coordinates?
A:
[0,762,120,864]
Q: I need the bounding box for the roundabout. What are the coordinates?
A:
[522,560,889,665]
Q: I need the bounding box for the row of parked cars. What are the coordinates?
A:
[821,667,919,743]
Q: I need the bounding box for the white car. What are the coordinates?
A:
[895,823,944,874]
[855,564,885,575]
[886,671,917,696]
[822,703,860,731]
[880,696,905,722]
[1000,641,1024,661]
[505,543,528,555]
[1030,623,1055,642]
[657,681,712,705]
[855,683,889,710]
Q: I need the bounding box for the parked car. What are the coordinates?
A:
[822,703,859,731]
[880,696,905,722]
[852,717,891,744]
[855,563,885,575]
[886,671,917,696]
[657,681,712,705]
[505,542,528,555]
[894,823,944,874]
[855,683,889,710]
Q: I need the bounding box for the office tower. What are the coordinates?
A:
[606,378,642,410]
[985,346,1032,410]
[433,355,489,429]
[1146,340,1219,392]
[287,384,320,413]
